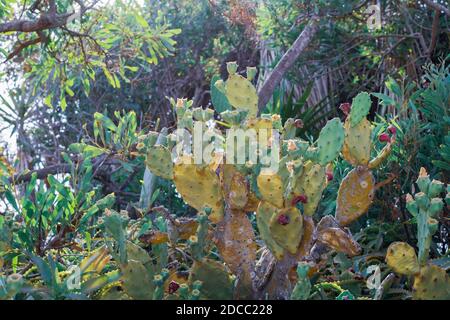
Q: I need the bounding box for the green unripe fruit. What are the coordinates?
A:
[191,289,200,300]
[226,61,238,75]
[192,280,203,290]
[428,180,444,198]
[414,192,429,210]
[405,194,418,217]
[247,67,257,81]
[428,198,444,217]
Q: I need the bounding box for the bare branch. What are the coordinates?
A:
[257,17,319,112]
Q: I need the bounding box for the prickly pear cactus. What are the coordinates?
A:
[405,168,445,265]
[188,258,233,300]
[412,265,450,300]
[256,201,286,260]
[269,206,303,254]
[290,262,311,300]
[136,62,396,300]
[315,118,345,165]
[215,62,258,118]
[335,167,375,226]
[173,155,224,223]
[145,145,174,180]
[385,168,449,300]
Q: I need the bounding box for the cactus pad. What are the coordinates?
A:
[335,167,375,226]
[145,145,174,180]
[349,92,372,127]
[385,242,420,276]
[291,161,326,216]
[316,118,345,165]
[413,265,450,300]
[368,141,393,169]
[211,75,232,113]
[173,156,224,223]
[224,74,258,118]
[317,227,361,256]
[269,206,303,254]
[121,260,154,300]
[257,171,285,208]
[189,259,233,300]
[342,117,372,166]
[256,201,285,260]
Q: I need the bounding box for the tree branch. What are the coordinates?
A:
[257,17,319,112]
[422,0,450,17]
[0,13,73,33]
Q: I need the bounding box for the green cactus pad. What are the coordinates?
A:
[225,74,258,118]
[145,145,174,180]
[413,265,450,300]
[290,161,327,216]
[342,117,372,166]
[269,206,303,254]
[211,75,232,113]
[188,259,233,300]
[385,242,420,276]
[349,92,372,127]
[316,118,345,165]
[335,167,375,226]
[121,260,154,300]
[256,201,285,260]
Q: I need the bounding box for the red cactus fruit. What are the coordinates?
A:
[326,172,334,182]
[277,214,290,225]
[168,281,180,294]
[378,133,391,143]
[291,194,308,206]
[388,125,397,135]
[294,119,304,128]
[339,103,351,116]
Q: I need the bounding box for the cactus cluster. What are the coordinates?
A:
[336,93,396,226]
[385,168,449,300]
[134,63,397,299]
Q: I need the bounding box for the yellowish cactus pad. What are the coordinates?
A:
[335,167,375,226]
[145,145,174,180]
[225,74,258,118]
[256,201,285,260]
[385,242,420,276]
[173,155,224,223]
[269,206,303,254]
[413,265,450,300]
[317,227,361,256]
[342,117,372,166]
[257,171,284,208]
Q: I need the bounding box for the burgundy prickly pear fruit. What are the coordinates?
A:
[339,103,351,116]
[326,172,334,182]
[168,281,180,294]
[294,119,304,128]
[291,194,308,206]
[277,214,290,225]
[388,125,397,135]
[378,133,391,143]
